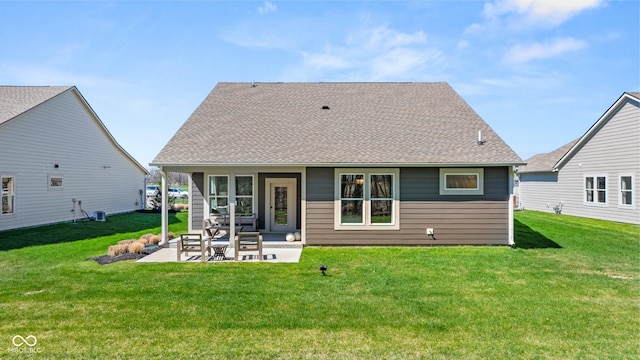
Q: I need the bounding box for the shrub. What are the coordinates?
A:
[108,244,129,257]
[148,235,161,245]
[128,241,145,254]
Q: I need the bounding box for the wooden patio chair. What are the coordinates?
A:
[177,233,210,262]
[234,232,263,261]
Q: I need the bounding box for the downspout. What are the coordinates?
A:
[159,168,169,246]
[508,166,515,247]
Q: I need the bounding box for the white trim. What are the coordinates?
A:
[1,175,16,215]
[334,168,400,231]
[47,174,64,191]
[151,161,525,168]
[554,93,637,171]
[619,173,635,209]
[439,168,484,195]
[584,174,608,206]
[265,178,297,233]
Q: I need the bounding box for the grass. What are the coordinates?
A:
[1,211,638,359]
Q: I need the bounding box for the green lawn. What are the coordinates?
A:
[0,211,638,359]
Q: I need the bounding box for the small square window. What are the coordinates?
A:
[48,174,63,190]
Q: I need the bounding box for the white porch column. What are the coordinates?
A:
[229,172,236,248]
[508,166,516,247]
[159,169,169,246]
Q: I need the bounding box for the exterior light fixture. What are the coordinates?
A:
[319,265,327,276]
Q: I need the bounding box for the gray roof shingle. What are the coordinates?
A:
[0,86,72,125]
[519,139,579,173]
[152,82,523,166]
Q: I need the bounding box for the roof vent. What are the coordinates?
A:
[321,105,330,110]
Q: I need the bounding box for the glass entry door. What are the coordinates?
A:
[266,178,296,233]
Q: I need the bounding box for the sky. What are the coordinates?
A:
[1,0,638,168]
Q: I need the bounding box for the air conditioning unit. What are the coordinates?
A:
[93,211,106,222]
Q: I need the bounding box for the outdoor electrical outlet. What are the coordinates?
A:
[426,228,434,236]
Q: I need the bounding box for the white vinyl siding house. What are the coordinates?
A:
[0,86,148,231]
[519,92,640,224]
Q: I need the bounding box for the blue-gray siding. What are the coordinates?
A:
[306,167,510,245]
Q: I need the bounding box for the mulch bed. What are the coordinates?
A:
[89,246,161,265]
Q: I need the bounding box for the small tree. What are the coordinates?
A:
[149,188,175,212]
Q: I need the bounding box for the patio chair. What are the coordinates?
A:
[177,233,210,262]
[203,218,220,239]
[234,232,263,261]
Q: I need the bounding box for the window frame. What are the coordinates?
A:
[584,174,608,206]
[2,175,15,215]
[334,168,399,230]
[208,175,229,215]
[439,168,484,195]
[235,175,255,216]
[619,174,634,209]
[47,174,63,191]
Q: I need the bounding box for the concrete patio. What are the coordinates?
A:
[138,238,303,263]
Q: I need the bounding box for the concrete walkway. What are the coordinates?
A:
[138,241,302,263]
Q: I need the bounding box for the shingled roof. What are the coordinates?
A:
[0,86,72,125]
[519,139,578,173]
[152,82,523,166]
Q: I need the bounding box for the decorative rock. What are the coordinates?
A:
[294,232,301,241]
[286,233,295,242]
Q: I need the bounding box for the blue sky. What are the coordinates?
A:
[1,0,638,167]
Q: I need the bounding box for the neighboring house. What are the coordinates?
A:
[151,82,524,246]
[518,92,640,225]
[0,86,148,231]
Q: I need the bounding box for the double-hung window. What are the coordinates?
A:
[2,176,15,214]
[585,175,607,205]
[209,176,229,215]
[620,175,634,207]
[335,169,399,230]
[235,176,254,215]
[208,175,254,216]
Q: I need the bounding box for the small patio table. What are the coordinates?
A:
[211,243,228,260]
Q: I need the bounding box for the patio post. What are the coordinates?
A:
[229,173,236,251]
[159,169,169,246]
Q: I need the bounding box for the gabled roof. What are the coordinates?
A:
[152,82,523,166]
[0,86,72,125]
[520,92,639,174]
[0,85,148,175]
[553,92,639,171]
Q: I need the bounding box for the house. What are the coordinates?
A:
[151,82,524,246]
[518,92,640,225]
[0,86,148,231]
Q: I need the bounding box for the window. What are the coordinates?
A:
[439,168,484,195]
[620,175,634,207]
[335,169,399,230]
[2,176,15,214]
[235,176,254,215]
[585,175,607,205]
[208,175,254,216]
[209,176,228,214]
[48,174,63,190]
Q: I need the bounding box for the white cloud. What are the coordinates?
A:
[297,25,442,81]
[469,0,604,32]
[258,1,277,15]
[504,37,589,63]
